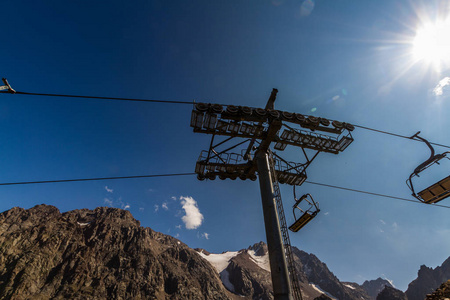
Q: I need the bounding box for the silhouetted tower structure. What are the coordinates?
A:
[191,89,354,300]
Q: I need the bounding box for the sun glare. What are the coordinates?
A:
[413,20,450,67]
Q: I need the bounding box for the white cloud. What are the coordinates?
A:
[105,186,113,193]
[171,196,177,201]
[379,219,386,225]
[162,202,169,210]
[179,196,204,229]
[104,198,113,207]
[392,222,399,230]
[139,207,144,212]
[202,232,210,240]
[324,212,329,216]
[154,204,159,212]
[175,225,182,229]
[332,95,340,101]
[175,233,180,238]
[433,77,450,96]
[123,204,130,210]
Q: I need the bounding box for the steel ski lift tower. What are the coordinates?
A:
[190,89,354,300]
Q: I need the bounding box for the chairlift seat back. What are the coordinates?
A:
[418,175,450,204]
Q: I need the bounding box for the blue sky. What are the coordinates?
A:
[1,0,450,291]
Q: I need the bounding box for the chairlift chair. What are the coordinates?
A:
[289,193,320,232]
[406,132,450,204]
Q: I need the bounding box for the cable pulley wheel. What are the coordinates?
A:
[195,103,209,112]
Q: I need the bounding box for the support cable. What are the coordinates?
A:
[0,172,448,208]
[12,91,197,105]
[4,90,449,149]
[0,173,196,186]
[304,180,450,209]
[353,124,450,150]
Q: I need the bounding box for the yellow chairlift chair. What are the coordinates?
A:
[289,193,320,232]
[407,132,450,204]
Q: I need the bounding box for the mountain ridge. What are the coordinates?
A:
[0,204,448,300]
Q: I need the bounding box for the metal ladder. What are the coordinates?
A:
[269,154,303,300]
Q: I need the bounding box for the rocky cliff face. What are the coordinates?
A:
[199,241,373,300]
[425,279,450,300]
[225,246,273,299]
[292,247,371,300]
[0,205,232,300]
[405,257,450,300]
[361,277,394,299]
[4,204,448,300]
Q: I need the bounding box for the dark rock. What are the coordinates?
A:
[248,241,268,257]
[376,286,406,300]
[406,258,450,300]
[292,247,371,300]
[225,250,272,300]
[425,279,450,300]
[362,277,394,299]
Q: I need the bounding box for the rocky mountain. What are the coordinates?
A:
[0,205,234,299]
[425,279,450,300]
[198,241,374,300]
[375,286,406,300]
[405,257,450,300]
[362,277,394,299]
[2,204,449,300]
[292,247,371,300]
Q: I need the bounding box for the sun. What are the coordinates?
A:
[412,20,450,68]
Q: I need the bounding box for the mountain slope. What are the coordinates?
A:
[375,286,406,300]
[292,247,371,300]
[406,257,450,300]
[199,241,373,300]
[0,205,232,299]
[425,279,450,300]
[361,278,394,299]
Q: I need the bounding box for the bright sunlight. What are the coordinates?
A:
[413,19,450,68]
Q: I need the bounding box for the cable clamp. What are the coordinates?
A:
[0,78,16,93]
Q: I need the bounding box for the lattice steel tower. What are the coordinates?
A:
[191,89,354,300]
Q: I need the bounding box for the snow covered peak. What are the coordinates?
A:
[248,241,268,256]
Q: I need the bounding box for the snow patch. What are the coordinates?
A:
[310,283,337,300]
[77,222,90,226]
[344,283,355,290]
[248,250,271,272]
[197,251,239,273]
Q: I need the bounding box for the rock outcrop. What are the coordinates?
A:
[425,279,450,300]
[406,258,450,300]
[4,204,449,300]
[362,277,394,299]
[376,286,407,300]
[292,247,371,300]
[0,205,231,299]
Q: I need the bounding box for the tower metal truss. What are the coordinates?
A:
[191,89,354,300]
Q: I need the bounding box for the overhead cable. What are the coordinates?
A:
[0,172,447,209]
[304,180,450,209]
[2,88,449,149]
[0,173,196,186]
[12,91,196,105]
[354,124,450,150]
